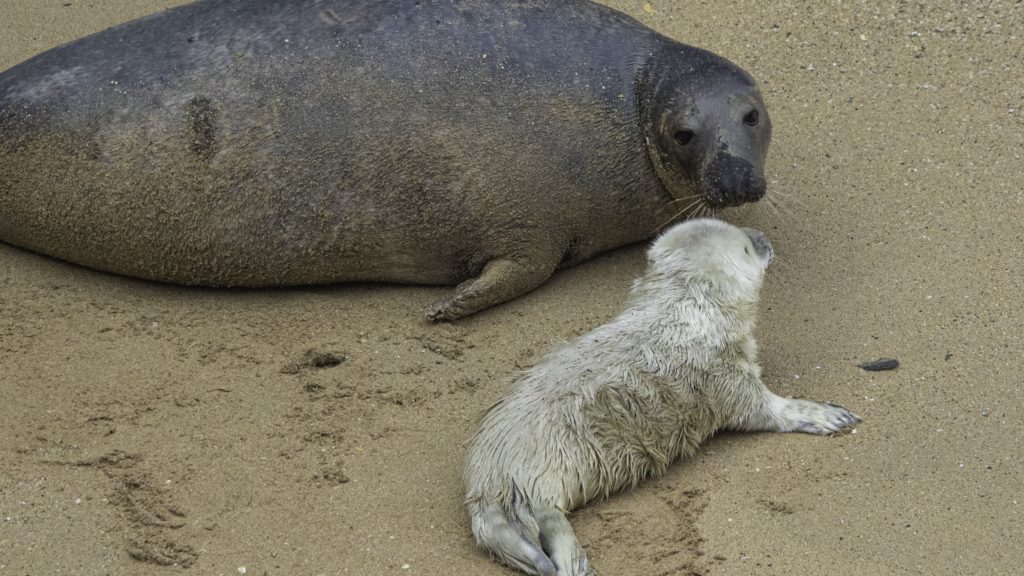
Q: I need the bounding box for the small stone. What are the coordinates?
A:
[642,2,654,14]
[858,358,899,371]
[238,567,247,574]
[401,564,410,570]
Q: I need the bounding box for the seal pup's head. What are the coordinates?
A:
[640,46,772,212]
[644,218,773,304]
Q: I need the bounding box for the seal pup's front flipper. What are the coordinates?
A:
[723,382,861,436]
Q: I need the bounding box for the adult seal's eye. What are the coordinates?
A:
[674,130,694,146]
[743,110,760,126]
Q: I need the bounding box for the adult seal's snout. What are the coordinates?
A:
[703,153,768,208]
[0,0,772,320]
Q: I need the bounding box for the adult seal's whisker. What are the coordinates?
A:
[668,193,704,205]
[654,197,705,232]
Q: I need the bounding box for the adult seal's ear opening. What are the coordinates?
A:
[638,44,773,212]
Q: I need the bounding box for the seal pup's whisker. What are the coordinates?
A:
[766,187,808,214]
[758,192,814,236]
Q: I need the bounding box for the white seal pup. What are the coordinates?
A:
[463,219,859,576]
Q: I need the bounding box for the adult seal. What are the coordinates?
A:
[464,219,860,576]
[0,0,772,320]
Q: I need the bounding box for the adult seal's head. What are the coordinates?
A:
[639,44,773,211]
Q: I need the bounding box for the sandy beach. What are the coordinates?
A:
[2,1,1022,575]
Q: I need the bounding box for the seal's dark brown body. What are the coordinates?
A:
[0,0,771,319]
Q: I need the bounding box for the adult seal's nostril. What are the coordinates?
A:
[745,175,767,203]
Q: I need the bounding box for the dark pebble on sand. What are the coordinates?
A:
[858,358,899,371]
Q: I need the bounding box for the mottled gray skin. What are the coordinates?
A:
[0,0,772,320]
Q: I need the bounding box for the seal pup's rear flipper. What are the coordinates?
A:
[534,506,594,576]
[469,500,557,576]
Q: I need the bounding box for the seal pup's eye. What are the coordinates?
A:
[744,246,751,255]
[743,110,760,126]
[674,130,694,146]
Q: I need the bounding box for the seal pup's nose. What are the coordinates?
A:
[741,227,774,265]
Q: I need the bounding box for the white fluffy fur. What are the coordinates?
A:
[464,219,859,576]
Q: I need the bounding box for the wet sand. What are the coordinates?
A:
[1,1,1022,574]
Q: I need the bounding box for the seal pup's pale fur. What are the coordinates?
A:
[464,219,859,576]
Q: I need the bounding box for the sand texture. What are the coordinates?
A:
[2,1,1022,575]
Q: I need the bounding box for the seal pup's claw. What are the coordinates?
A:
[740,394,861,436]
[787,400,861,435]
